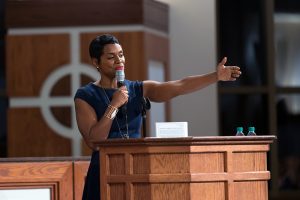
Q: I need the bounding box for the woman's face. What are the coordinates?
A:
[99,43,125,78]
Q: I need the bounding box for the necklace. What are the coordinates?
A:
[100,85,129,139]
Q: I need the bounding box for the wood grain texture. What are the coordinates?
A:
[232,152,266,172]
[109,154,125,175]
[0,161,73,200]
[6,34,74,157]
[109,183,126,200]
[96,136,275,200]
[232,181,268,200]
[144,0,169,32]
[190,152,224,173]
[73,161,90,200]
[94,136,276,147]
[145,32,169,64]
[190,182,225,200]
[132,153,189,174]
[132,183,190,200]
[5,0,169,32]
[50,106,71,128]
[6,34,70,97]
[50,74,71,96]
[7,108,71,157]
[132,183,151,200]
[151,183,190,200]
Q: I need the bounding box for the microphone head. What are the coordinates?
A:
[115,66,125,87]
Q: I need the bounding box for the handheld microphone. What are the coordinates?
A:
[115,66,125,87]
[115,66,127,115]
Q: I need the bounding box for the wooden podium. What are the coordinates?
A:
[94,136,275,200]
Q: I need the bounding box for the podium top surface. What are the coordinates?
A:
[93,135,276,147]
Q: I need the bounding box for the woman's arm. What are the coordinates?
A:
[74,86,128,150]
[143,57,241,102]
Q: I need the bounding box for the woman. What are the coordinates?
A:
[74,34,241,199]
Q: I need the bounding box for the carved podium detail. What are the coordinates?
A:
[95,136,275,200]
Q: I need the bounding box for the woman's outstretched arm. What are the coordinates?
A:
[143,57,241,102]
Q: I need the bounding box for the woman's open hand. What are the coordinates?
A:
[217,57,241,81]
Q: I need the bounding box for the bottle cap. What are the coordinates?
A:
[236,127,243,132]
[248,127,255,132]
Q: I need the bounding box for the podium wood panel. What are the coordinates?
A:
[94,136,275,200]
[0,161,73,200]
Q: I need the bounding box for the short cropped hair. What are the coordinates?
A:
[89,34,120,63]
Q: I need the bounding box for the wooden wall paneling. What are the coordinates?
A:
[73,161,90,200]
[6,0,169,157]
[7,108,71,156]
[5,0,143,28]
[80,31,145,81]
[0,161,73,200]
[5,0,168,32]
[6,34,70,97]
[144,0,169,33]
[145,33,169,64]
[6,34,73,157]
[50,75,71,130]
[144,32,170,132]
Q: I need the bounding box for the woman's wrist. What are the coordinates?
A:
[104,104,118,120]
[211,71,219,82]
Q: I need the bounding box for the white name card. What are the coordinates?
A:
[155,122,188,138]
[0,188,51,200]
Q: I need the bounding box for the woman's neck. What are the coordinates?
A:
[97,78,117,88]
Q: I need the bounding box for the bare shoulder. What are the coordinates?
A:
[74,98,88,108]
[74,98,95,115]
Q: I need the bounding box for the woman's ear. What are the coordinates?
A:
[91,58,99,67]
[91,58,101,71]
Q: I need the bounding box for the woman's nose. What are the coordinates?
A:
[115,56,121,63]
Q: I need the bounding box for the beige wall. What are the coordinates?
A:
[158,0,218,136]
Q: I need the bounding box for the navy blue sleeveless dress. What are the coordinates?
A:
[74,80,144,200]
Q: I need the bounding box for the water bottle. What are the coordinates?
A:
[235,127,245,136]
[247,127,256,136]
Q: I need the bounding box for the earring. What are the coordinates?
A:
[96,67,100,72]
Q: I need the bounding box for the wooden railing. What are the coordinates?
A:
[0,157,90,200]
